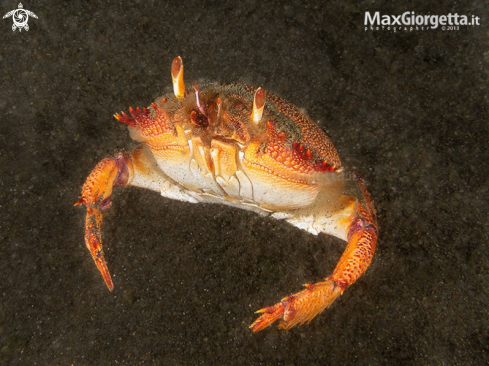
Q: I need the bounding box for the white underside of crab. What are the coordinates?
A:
[129,143,355,243]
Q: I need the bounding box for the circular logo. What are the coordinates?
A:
[3,3,38,32]
[12,8,29,29]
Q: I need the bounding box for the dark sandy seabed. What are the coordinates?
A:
[0,0,488,365]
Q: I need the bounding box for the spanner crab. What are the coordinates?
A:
[76,56,378,332]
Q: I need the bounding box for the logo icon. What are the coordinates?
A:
[3,3,37,32]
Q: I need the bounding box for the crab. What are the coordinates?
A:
[76,56,378,332]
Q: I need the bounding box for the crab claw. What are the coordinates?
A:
[251,173,378,332]
[77,153,134,291]
[85,207,114,290]
[250,280,342,332]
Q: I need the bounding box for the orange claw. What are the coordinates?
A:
[77,153,134,291]
[85,207,114,291]
[250,174,378,332]
[250,280,342,332]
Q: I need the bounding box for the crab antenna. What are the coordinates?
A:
[172,56,185,99]
[216,97,222,119]
[193,82,207,115]
[252,87,266,124]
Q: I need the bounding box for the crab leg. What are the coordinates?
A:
[75,152,134,290]
[250,175,378,332]
[76,146,200,290]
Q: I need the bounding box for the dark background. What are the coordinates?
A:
[1,0,488,364]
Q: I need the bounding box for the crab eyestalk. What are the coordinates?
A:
[172,56,185,99]
[252,87,266,124]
